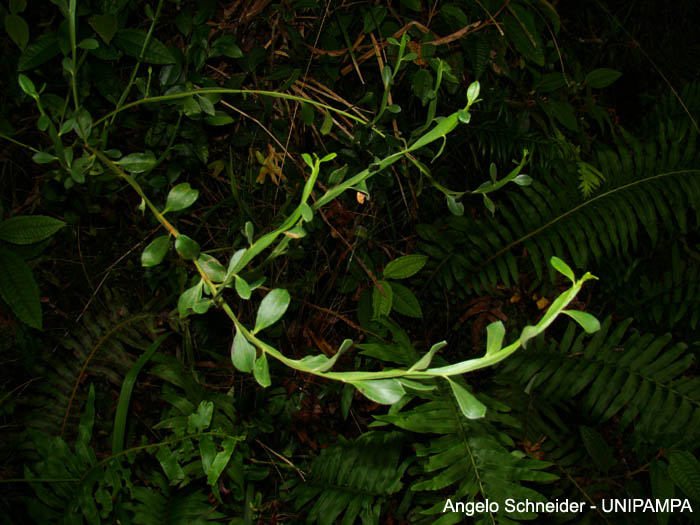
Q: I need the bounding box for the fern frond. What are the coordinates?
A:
[126,483,225,525]
[611,243,700,332]
[23,291,157,437]
[499,317,700,448]
[374,392,557,524]
[417,117,700,293]
[290,431,409,524]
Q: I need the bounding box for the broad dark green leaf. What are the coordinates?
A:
[0,215,65,245]
[175,234,200,260]
[88,13,118,44]
[585,68,622,89]
[114,29,174,64]
[0,248,41,329]
[5,13,29,50]
[18,32,60,71]
[116,151,156,174]
[141,235,169,267]
[210,35,243,59]
[206,437,239,486]
[177,280,203,318]
[383,254,428,279]
[164,183,199,213]
[667,451,700,501]
[389,281,422,318]
[254,289,290,333]
[372,280,393,318]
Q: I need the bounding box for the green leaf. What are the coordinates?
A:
[17,74,37,97]
[210,35,243,58]
[446,378,487,419]
[188,400,213,432]
[177,280,203,318]
[254,289,290,333]
[300,102,314,125]
[408,340,447,372]
[231,330,256,373]
[203,111,234,126]
[389,281,422,318]
[372,280,393,318]
[32,151,58,164]
[550,256,575,282]
[73,107,92,140]
[197,95,215,116]
[320,110,333,135]
[513,174,532,186]
[163,183,199,213]
[9,0,26,14]
[78,38,99,50]
[0,215,64,245]
[18,32,61,71]
[667,451,700,501]
[446,195,464,216]
[116,151,156,174]
[206,437,239,486]
[466,81,480,104]
[483,194,495,214]
[197,253,226,282]
[351,379,405,404]
[562,310,600,334]
[383,254,428,279]
[156,446,184,482]
[175,234,200,260]
[485,321,505,356]
[141,235,169,267]
[88,13,118,44]
[234,275,251,300]
[5,14,29,50]
[579,426,616,472]
[0,248,42,329]
[585,68,622,89]
[381,65,392,89]
[114,29,175,64]
[253,353,271,387]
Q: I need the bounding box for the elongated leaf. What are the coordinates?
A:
[668,451,700,500]
[5,13,29,50]
[550,255,575,282]
[351,379,405,404]
[585,68,622,89]
[254,289,290,333]
[253,353,271,387]
[114,29,174,64]
[408,341,447,372]
[446,378,487,419]
[116,151,156,174]
[562,310,601,333]
[141,235,169,267]
[389,281,422,318]
[206,437,239,486]
[372,280,393,318]
[384,254,428,279]
[485,321,505,356]
[231,330,256,373]
[0,215,64,245]
[18,32,60,71]
[234,275,251,300]
[112,333,169,453]
[0,248,41,329]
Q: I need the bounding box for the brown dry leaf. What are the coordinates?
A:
[536,296,550,310]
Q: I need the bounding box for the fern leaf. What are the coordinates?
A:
[290,431,409,524]
[500,317,700,448]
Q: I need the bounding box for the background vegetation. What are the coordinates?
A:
[1,0,699,523]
